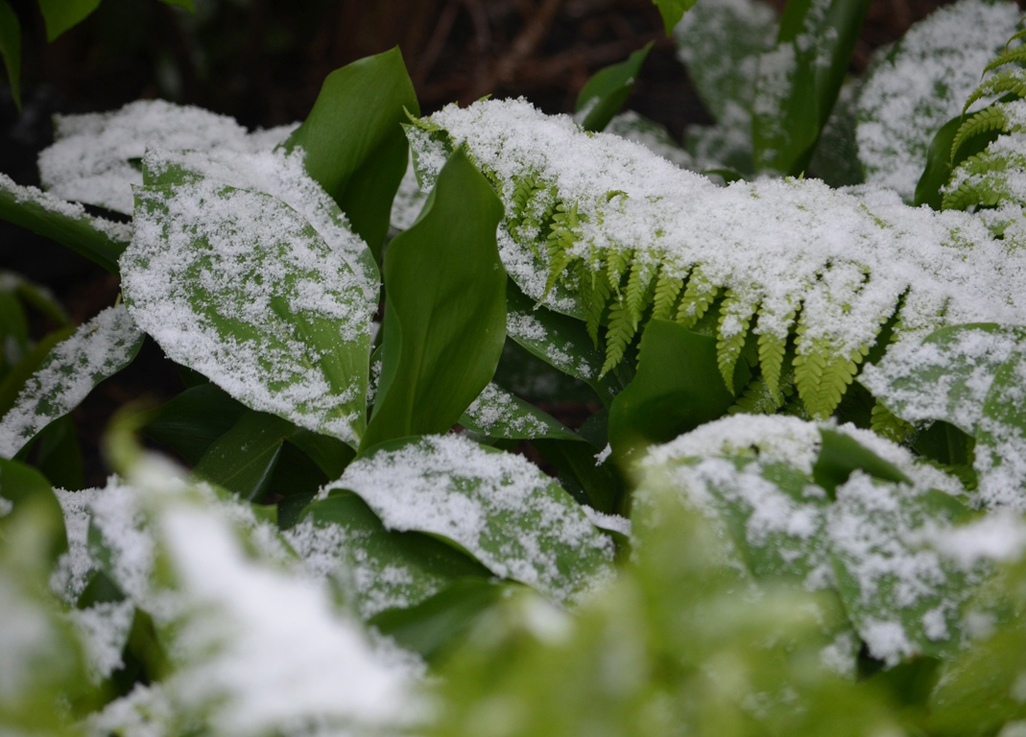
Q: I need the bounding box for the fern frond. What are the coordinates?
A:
[716,292,758,393]
[964,68,1026,113]
[544,201,586,295]
[793,333,868,419]
[601,299,638,376]
[624,258,657,326]
[756,334,787,404]
[651,265,686,322]
[870,401,915,445]
[675,267,720,329]
[728,374,794,415]
[579,268,613,347]
[984,43,1026,75]
[943,146,1026,211]
[951,105,1014,163]
[605,248,633,294]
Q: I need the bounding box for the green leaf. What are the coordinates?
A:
[334,434,615,604]
[574,43,652,133]
[753,0,871,175]
[0,457,67,563]
[282,47,419,258]
[460,383,580,442]
[297,491,491,619]
[363,148,506,451]
[608,319,748,460]
[914,113,963,209]
[0,305,142,459]
[505,281,618,404]
[0,174,128,273]
[144,384,249,466]
[19,416,83,491]
[651,0,697,34]
[370,578,510,663]
[124,156,375,448]
[812,427,911,497]
[36,0,101,41]
[0,0,21,110]
[193,411,295,502]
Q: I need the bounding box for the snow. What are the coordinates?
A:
[856,0,1021,201]
[38,99,296,215]
[0,304,143,460]
[0,172,133,242]
[324,434,615,604]
[121,147,377,446]
[413,98,1026,360]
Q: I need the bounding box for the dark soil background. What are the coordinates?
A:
[0,0,999,483]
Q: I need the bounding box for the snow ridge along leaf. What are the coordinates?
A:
[122,149,377,448]
[408,98,1026,419]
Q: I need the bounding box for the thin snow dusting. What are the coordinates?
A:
[0,304,143,459]
[856,0,1021,201]
[463,382,552,437]
[122,147,377,446]
[414,98,1026,359]
[326,434,615,604]
[38,99,294,214]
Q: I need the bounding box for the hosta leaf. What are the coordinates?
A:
[123,153,375,448]
[0,305,142,459]
[283,47,419,258]
[328,434,615,605]
[144,384,249,466]
[363,147,505,451]
[857,0,1020,201]
[608,319,747,460]
[192,411,295,503]
[0,173,129,273]
[651,0,698,35]
[289,491,490,619]
[461,382,580,442]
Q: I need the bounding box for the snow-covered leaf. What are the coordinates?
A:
[0,304,143,459]
[856,0,1021,201]
[327,434,615,605]
[461,382,580,442]
[122,150,376,447]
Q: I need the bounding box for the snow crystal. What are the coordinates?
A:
[0,305,143,460]
[464,382,552,437]
[326,434,614,604]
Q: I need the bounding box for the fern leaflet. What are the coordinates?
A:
[716,292,758,393]
[675,267,719,329]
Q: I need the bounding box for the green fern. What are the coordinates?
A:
[715,291,758,393]
[951,105,1018,163]
[544,202,586,295]
[756,315,793,405]
[793,324,868,420]
[602,299,638,376]
[983,42,1026,76]
[870,401,915,445]
[963,68,1026,113]
[675,267,720,330]
[651,265,685,322]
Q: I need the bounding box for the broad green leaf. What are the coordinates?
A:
[857,0,1020,201]
[283,47,419,258]
[608,319,747,460]
[0,174,129,273]
[363,148,505,451]
[651,0,697,34]
[0,305,142,459]
[0,327,74,417]
[287,430,354,481]
[144,384,249,466]
[370,578,510,663]
[124,154,375,448]
[812,428,911,496]
[0,457,67,562]
[193,412,295,502]
[332,434,615,605]
[505,281,619,404]
[914,114,964,209]
[574,43,652,133]
[292,491,490,619]
[460,382,580,442]
[533,437,624,515]
[0,0,21,110]
[753,0,871,176]
[19,417,84,491]
[37,0,101,41]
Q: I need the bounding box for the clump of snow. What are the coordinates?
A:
[326,434,615,604]
[68,600,135,683]
[856,0,1021,201]
[0,304,143,460]
[38,99,296,214]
